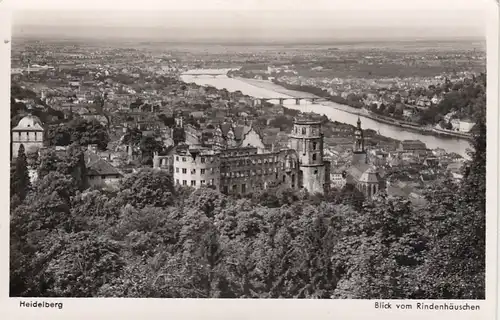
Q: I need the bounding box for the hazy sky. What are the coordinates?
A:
[10,0,488,41]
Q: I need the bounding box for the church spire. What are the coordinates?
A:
[353,117,365,154]
[352,117,367,165]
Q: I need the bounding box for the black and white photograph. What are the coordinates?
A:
[4,0,498,316]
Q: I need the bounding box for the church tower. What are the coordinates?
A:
[288,117,326,194]
[352,117,367,165]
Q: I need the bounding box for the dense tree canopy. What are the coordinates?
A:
[47,119,110,150]
[11,144,31,202]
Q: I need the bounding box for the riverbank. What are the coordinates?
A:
[183,71,472,157]
[237,77,472,141]
[321,102,472,140]
[234,77,318,98]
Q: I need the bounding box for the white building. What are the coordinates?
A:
[331,171,346,189]
[450,119,461,131]
[172,147,220,189]
[459,120,475,133]
[11,114,45,160]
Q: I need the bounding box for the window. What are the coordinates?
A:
[182,180,187,185]
[313,142,317,150]
[201,180,206,185]
[176,179,180,185]
[101,175,106,179]
[242,184,246,193]
[191,180,196,186]
[201,169,206,174]
[182,168,187,174]
[176,167,179,173]
[283,175,286,182]
[191,169,196,174]
[275,173,278,179]
[313,154,317,161]
[223,186,228,194]
[232,185,237,191]
[314,169,318,175]
[176,156,179,161]
[201,157,206,163]
[182,157,186,162]
[302,128,306,134]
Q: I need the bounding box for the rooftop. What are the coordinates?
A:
[85,151,122,177]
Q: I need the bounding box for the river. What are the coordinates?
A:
[181,74,472,158]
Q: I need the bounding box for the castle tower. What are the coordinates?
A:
[288,118,326,194]
[352,117,367,165]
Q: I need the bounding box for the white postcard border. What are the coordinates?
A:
[0,1,498,319]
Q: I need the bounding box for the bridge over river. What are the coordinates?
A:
[253,96,328,106]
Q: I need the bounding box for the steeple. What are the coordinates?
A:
[352,117,367,165]
[353,117,364,153]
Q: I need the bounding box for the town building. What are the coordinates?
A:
[85,145,123,189]
[398,139,428,157]
[458,119,475,133]
[11,112,45,160]
[331,170,347,189]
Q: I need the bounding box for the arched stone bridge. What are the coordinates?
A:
[253,97,326,106]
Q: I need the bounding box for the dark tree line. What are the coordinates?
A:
[46,118,110,151]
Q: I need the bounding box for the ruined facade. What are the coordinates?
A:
[153,117,330,195]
